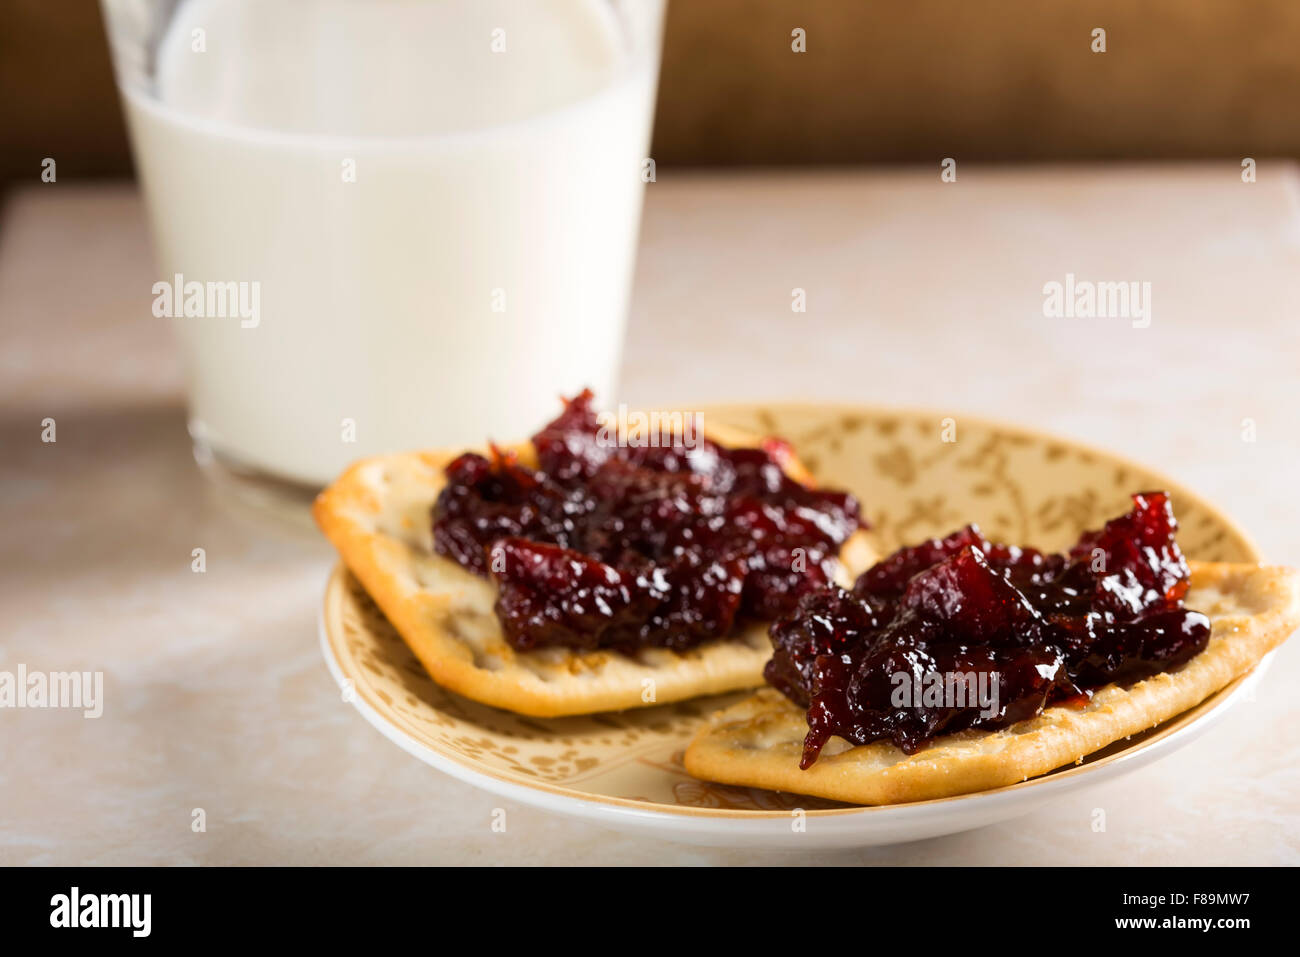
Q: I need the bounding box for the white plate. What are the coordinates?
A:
[318,403,1268,847]
[320,594,1269,847]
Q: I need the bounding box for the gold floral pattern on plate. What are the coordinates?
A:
[321,403,1259,816]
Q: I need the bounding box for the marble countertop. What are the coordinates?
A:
[2,165,1298,864]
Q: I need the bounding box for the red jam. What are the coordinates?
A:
[433,392,862,652]
[765,492,1211,768]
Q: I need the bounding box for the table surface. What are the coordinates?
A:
[2,165,1298,865]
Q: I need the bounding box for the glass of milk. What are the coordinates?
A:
[100,0,664,495]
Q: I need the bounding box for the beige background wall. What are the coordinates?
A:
[2,0,1299,185]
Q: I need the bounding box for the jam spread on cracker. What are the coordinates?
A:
[765,492,1211,768]
[433,392,862,653]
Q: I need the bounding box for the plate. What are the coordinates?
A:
[318,403,1265,847]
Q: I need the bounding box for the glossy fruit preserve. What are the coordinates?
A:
[765,492,1211,767]
[433,392,862,652]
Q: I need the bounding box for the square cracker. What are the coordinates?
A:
[313,429,876,717]
[684,561,1300,805]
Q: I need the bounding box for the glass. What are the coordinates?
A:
[100,0,665,501]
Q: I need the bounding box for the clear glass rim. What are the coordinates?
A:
[102,0,665,149]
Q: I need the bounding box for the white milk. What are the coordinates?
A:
[116,0,659,485]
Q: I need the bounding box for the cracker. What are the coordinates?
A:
[313,428,876,717]
[683,561,1300,804]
